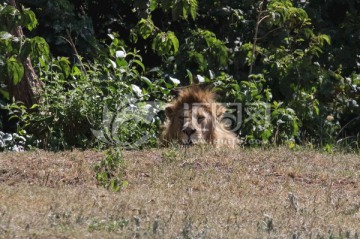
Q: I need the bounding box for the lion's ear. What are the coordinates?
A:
[165,105,174,118]
[216,104,226,118]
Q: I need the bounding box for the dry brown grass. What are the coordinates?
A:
[0,147,359,238]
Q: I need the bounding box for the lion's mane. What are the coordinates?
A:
[161,86,239,148]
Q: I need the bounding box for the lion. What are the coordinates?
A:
[161,85,239,148]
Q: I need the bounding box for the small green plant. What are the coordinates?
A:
[94,148,128,192]
[88,218,130,232]
[161,147,179,163]
[259,214,274,233]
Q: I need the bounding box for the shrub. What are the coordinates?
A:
[6,34,178,150]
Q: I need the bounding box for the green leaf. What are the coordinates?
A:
[110,179,120,192]
[302,28,314,38]
[319,34,331,45]
[0,88,9,100]
[151,31,179,56]
[0,6,19,31]
[21,8,38,31]
[0,5,18,17]
[137,18,154,40]
[186,69,193,84]
[6,57,24,85]
[189,0,198,20]
[130,30,138,43]
[313,105,319,115]
[38,57,46,68]
[116,58,128,67]
[30,36,49,62]
[59,57,71,78]
[72,65,82,76]
[150,0,157,11]
[182,3,188,19]
[132,59,145,72]
[189,52,206,71]
[29,104,39,109]
[167,31,179,54]
[230,83,240,91]
[122,180,129,188]
[141,76,153,88]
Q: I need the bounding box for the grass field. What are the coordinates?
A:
[0,147,359,238]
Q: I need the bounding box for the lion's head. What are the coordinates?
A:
[161,86,239,147]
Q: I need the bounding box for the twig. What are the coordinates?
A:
[61,29,87,75]
[249,0,269,76]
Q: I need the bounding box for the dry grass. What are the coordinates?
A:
[0,147,359,238]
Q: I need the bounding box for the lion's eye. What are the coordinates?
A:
[197,116,205,123]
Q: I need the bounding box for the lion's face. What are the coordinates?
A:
[168,104,214,146]
[161,86,238,147]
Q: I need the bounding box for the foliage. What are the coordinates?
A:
[0,3,49,99]
[0,130,27,151]
[1,0,359,151]
[16,0,98,58]
[214,73,300,146]
[94,148,128,192]
[131,17,180,57]
[5,33,178,150]
[134,0,349,148]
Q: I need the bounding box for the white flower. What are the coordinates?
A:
[116,50,126,58]
[144,103,152,111]
[196,74,205,83]
[209,70,215,79]
[131,84,142,96]
[169,76,180,85]
[109,59,116,68]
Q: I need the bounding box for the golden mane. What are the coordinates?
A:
[161,85,239,148]
[168,86,216,111]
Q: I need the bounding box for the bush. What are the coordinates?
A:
[1,0,360,152]
[6,34,178,150]
[0,131,27,152]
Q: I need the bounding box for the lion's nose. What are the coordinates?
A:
[182,126,196,136]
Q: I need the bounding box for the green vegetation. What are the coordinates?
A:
[95,148,128,192]
[1,0,359,152]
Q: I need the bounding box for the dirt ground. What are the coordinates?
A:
[0,147,359,238]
